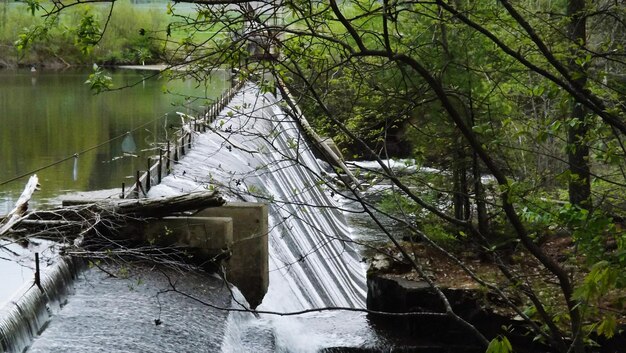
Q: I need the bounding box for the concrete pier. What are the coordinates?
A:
[136,202,269,307]
[141,216,234,261]
[194,202,269,308]
[60,195,269,307]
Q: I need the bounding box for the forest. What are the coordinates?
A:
[3,0,626,352]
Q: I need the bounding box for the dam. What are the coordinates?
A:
[1,80,373,352]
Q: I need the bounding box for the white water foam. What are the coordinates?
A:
[148,82,372,351]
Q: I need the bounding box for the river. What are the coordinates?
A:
[0,68,229,214]
[0,68,228,310]
[0,71,377,353]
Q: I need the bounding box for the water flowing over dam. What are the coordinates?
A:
[4,82,373,352]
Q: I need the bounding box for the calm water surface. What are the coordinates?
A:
[0,67,227,303]
[0,68,229,214]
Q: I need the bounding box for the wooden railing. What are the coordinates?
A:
[122,81,244,199]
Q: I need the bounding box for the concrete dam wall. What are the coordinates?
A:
[1,81,368,353]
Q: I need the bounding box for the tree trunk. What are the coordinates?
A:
[438,3,470,223]
[61,190,225,217]
[453,141,470,222]
[473,150,489,236]
[1,0,6,30]
[567,0,591,210]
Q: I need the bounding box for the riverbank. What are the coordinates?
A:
[365,237,626,353]
[0,55,163,71]
[0,1,168,69]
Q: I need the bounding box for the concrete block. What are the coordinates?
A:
[142,216,233,259]
[194,202,268,308]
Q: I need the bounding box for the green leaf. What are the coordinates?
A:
[74,12,101,55]
[596,315,617,338]
[25,0,41,16]
[85,64,113,94]
[486,336,513,353]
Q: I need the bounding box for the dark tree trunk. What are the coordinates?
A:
[439,3,470,223]
[453,143,469,221]
[567,0,591,209]
[473,149,489,236]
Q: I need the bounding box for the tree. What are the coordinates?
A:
[566,0,591,209]
[13,0,626,352]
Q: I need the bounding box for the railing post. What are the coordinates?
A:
[188,132,192,149]
[167,141,171,171]
[121,182,125,199]
[34,253,41,289]
[135,170,140,199]
[158,149,163,183]
[174,140,179,161]
[146,158,151,191]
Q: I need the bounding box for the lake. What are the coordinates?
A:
[0,68,229,214]
[0,67,229,305]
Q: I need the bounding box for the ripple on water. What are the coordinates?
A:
[27,265,231,353]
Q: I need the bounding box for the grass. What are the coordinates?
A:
[0,1,181,67]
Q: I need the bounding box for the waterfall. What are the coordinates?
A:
[148,82,371,351]
[2,82,372,353]
[0,256,80,353]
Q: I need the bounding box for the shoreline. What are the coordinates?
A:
[0,63,231,74]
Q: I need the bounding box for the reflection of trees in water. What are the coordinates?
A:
[0,70,225,206]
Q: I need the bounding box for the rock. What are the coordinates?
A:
[367,253,413,275]
[367,274,483,318]
[366,273,557,353]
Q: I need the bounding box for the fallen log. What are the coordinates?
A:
[62,190,225,217]
[0,175,40,236]
[5,191,225,241]
[1,181,232,289]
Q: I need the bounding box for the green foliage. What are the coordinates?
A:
[24,0,41,16]
[85,64,112,93]
[575,261,619,302]
[14,23,49,54]
[574,259,624,339]
[486,336,513,353]
[74,10,100,55]
[1,0,167,66]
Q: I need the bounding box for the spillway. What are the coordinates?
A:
[3,82,372,352]
[148,82,371,351]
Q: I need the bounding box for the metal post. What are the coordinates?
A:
[135,170,140,198]
[122,182,125,198]
[158,149,163,183]
[34,252,41,290]
[166,141,171,172]
[146,158,151,191]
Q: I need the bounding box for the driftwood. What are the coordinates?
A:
[0,175,40,236]
[1,178,226,275]
[4,190,225,241]
[61,191,225,217]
